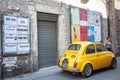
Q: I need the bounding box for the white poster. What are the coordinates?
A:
[4,15,17,25]
[18,18,29,26]
[4,25,17,34]
[3,43,17,53]
[3,15,30,54]
[17,34,29,43]
[94,26,101,42]
[95,13,101,26]
[80,21,88,26]
[3,57,17,64]
[87,10,96,26]
[71,7,80,25]
[3,57,17,67]
[4,34,17,43]
[17,26,29,34]
[17,43,30,53]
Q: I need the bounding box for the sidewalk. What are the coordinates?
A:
[4,57,120,80]
[4,66,61,80]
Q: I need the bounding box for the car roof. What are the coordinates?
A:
[72,41,103,46]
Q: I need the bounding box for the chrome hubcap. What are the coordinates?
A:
[85,65,92,76]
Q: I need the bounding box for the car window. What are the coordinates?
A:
[86,45,95,54]
[96,44,106,52]
[68,44,81,50]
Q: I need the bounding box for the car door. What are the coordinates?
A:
[85,44,99,70]
[96,44,108,68]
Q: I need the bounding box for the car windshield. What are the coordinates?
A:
[68,44,81,50]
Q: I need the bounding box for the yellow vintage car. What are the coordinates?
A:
[58,42,117,77]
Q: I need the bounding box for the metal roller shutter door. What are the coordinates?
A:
[38,21,57,68]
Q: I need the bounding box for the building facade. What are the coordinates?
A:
[114,0,120,56]
[0,0,111,78]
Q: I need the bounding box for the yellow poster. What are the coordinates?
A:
[72,25,80,42]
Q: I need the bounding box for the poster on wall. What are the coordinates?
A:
[80,26,88,41]
[71,25,80,42]
[87,10,96,26]
[18,18,29,26]
[4,34,17,43]
[70,7,102,42]
[17,34,29,43]
[3,15,30,54]
[3,43,17,53]
[17,43,30,54]
[95,13,101,26]
[3,57,17,67]
[80,8,87,26]
[94,26,101,42]
[3,25,17,34]
[8,1,20,11]
[3,15,17,25]
[71,7,80,25]
[17,26,29,34]
[87,26,95,42]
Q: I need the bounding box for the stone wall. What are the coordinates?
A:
[109,0,117,55]
[0,0,70,77]
[115,0,120,56]
[115,9,120,56]
[102,18,109,42]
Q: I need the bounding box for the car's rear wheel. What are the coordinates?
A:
[81,64,93,78]
[109,57,117,69]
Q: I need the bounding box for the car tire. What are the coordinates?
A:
[81,64,93,78]
[109,57,117,69]
[62,69,66,72]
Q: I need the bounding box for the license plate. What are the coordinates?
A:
[62,61,68,67]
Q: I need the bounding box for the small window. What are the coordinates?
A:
[68,44,81,50]
[86,45,95,54]
[96,44,106,52]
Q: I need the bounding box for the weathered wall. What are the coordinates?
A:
[0,0,32,78]
[115,9,120,56]
[0,0,70,77]
[0,11,2,80]
[115,0,120,56]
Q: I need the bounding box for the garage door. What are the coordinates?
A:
[37,13,58,68]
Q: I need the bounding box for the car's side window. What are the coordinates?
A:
[96,44,106,52]
[86,45,95,54]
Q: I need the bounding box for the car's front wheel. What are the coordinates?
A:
[81,64,93,78]
[109,57,117,69]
